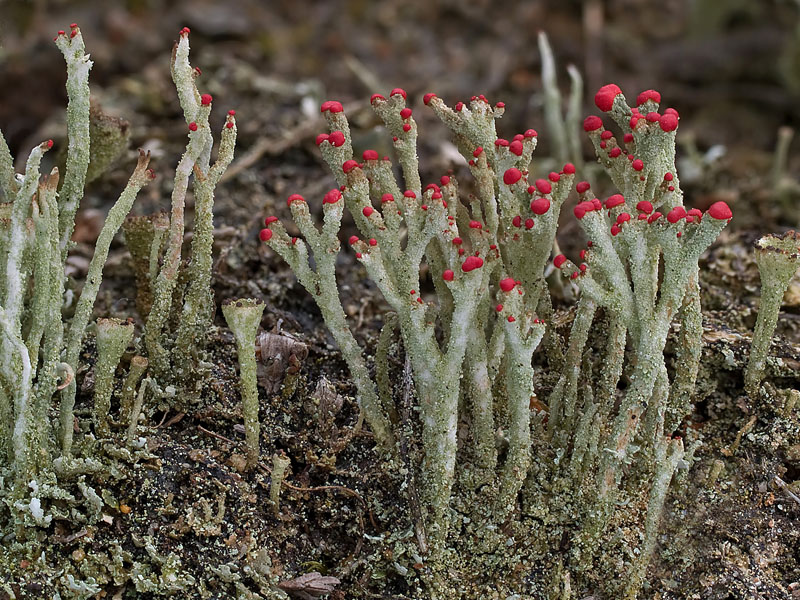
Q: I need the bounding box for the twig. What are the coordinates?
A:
[198,423,372,554]
[254,460,364,503]
[198,425,366,504]
[774,475,800,506]
[197,424,237,445]
[255,460,368,557]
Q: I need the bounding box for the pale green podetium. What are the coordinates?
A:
[119,355,148,426]
[93,318,134,436]
[143,28,237,375]
[60,150,153,454]
[270,453,291,515]
[745,231,800,396]
[222,298,265,470]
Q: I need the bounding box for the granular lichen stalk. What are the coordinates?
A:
[2,26,793,600]
[745,231,800,396]
[222,298,265,471]
[92,318,134,437]
[144,28,237,376]
[260,81,735,596]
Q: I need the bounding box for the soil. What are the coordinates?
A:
[1,0,799,598]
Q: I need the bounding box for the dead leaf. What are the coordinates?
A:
[277,572,341,599]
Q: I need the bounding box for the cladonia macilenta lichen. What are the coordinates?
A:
[260,84,734,597]
[1,23,793,600]
[1,24,236,576]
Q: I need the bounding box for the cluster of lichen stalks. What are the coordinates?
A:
[0,24,235,552]
[0,24,795,600]
[259,85,740,597]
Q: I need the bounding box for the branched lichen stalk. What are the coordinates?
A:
[145,29,234,375]
[557,86,732,557]
[144,133,206,372]
[259,82,737,597]
[261,188,395,455]
[174,113,237,356]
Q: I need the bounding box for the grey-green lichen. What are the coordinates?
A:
[222,298,266,470]
[143,29,237,378]
[745,230,800,396]
[61,149,154,454]
[92,318,134,437]
[0,25,156,506]
[0,23,793,600]
[1,25,238,596]
[259,82,738,597]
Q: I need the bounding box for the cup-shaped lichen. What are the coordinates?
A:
[270,452,291,515]
[93,318,134,436]
[745,231,800,396]
[222,298,265,470]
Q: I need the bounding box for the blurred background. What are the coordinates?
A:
[2,0,800,234]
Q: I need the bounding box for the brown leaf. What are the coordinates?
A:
[277,572,341,599]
